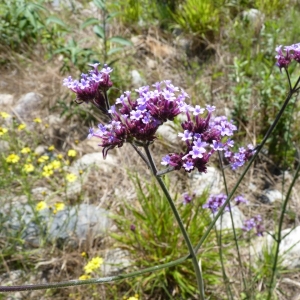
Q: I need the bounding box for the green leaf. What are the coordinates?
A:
[93,0,105,10]
[108,36,133,46]
[46,16,68,29]
[93,24,104,39]
[107,47,124,56]
[80,17,99,29]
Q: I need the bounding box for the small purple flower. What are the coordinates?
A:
[242,214,264,236]
[182,192,193,205]
[234,195,248,205]
[178,130,193,141]
[130,224,136,231]
[161,155,171,166]
[203,194,229,214]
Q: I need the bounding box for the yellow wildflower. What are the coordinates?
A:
[79,274,91,280]
[0,112,10,119]
[37,155,49,163]
[84,257,103,274]
[36,201,48,211]
[21,147,31,154]
[66,173,77,182]
[81,252,87,257]
[54,202,65,211]
[42,165,53,177]
[0,127,8,136]
[23,163,34,173]
[48,145,55,151]
[57,154,63,160]
[128,297,139,300]
[6,154,20,163]
[50,160,61,170]
[68,149,77,157]
[18,124,26,131]
[33,117,42,123]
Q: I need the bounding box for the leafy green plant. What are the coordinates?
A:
[172,0,222,38]
[111,175,223,299]
[80,0,133,65]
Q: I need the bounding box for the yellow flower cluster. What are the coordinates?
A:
[36,201,48,211]
[123,295,139,300]
[84,257,103,274]
[68,149,77,157]
[0,111,10,119]
[79,256,103,280]
[65,173,77,182]
[6,154,20,164]
[18,124,26,131]
[0,126,8,136]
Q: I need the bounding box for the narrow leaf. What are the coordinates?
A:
[93,25,104,39]
[108,36,133,46]
[80,17,99,29]
[46,16,68,28]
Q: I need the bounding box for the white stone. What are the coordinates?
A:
[34,145,46,156]
[251,226,300,269]
[264,189,283,203]
[0,94,14,107]
[71,152,118,174]
[215,206,245,230]
[190,166,223,196]
[14,93,43,119]
[131,70,144,87]
[101,248,131,276]
[157,121,178,144]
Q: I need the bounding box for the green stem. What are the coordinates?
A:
[266,147,300,299]
[0,254,189,293]
[194,77,299,254]
[218,151,247,294]
[143,144,205,300]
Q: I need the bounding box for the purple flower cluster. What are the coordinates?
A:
[224,144,255,170]
[275,43,300,70]
[63,63,113,112]
[203,194,248,214]
[242,215,264,236]
[182,192,194,205]
[161,106,253,173]
[88,80,188,157]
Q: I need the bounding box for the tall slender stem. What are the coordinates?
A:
[143,144,205,299]
[194,76,299,254]
[218,151,247,293]
[266,144,300,299]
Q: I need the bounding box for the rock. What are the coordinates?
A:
[0,140,9,151]
[261,189,283,204]
[215,206,245,230]
[1,203,111,249]
[131,70,144,87]
[251,226,300,269]
[70,152,118,174]
[190,166,223,196]
[14,93,43,119]
[34,145,46,156]
[101,248,131,276]
[0,93,14,107]
[157,121,178,144]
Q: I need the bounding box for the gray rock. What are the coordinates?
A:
[157,121,178,144]
[101,248,131,276]
[262,189,283,203]
[215,206,245,231]
[0,94,14,107]
[190,166,223,196]
[131,70,144,87]
[251,226,300,269]
[14,93,43,119]
[1,203,111,249]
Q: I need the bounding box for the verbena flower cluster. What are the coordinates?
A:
[63,65,255,171]
[63,63,113,113]
[202,193,248,213]
[275,43,300,70]
[242,215,264,236]
[202,193,264,236]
